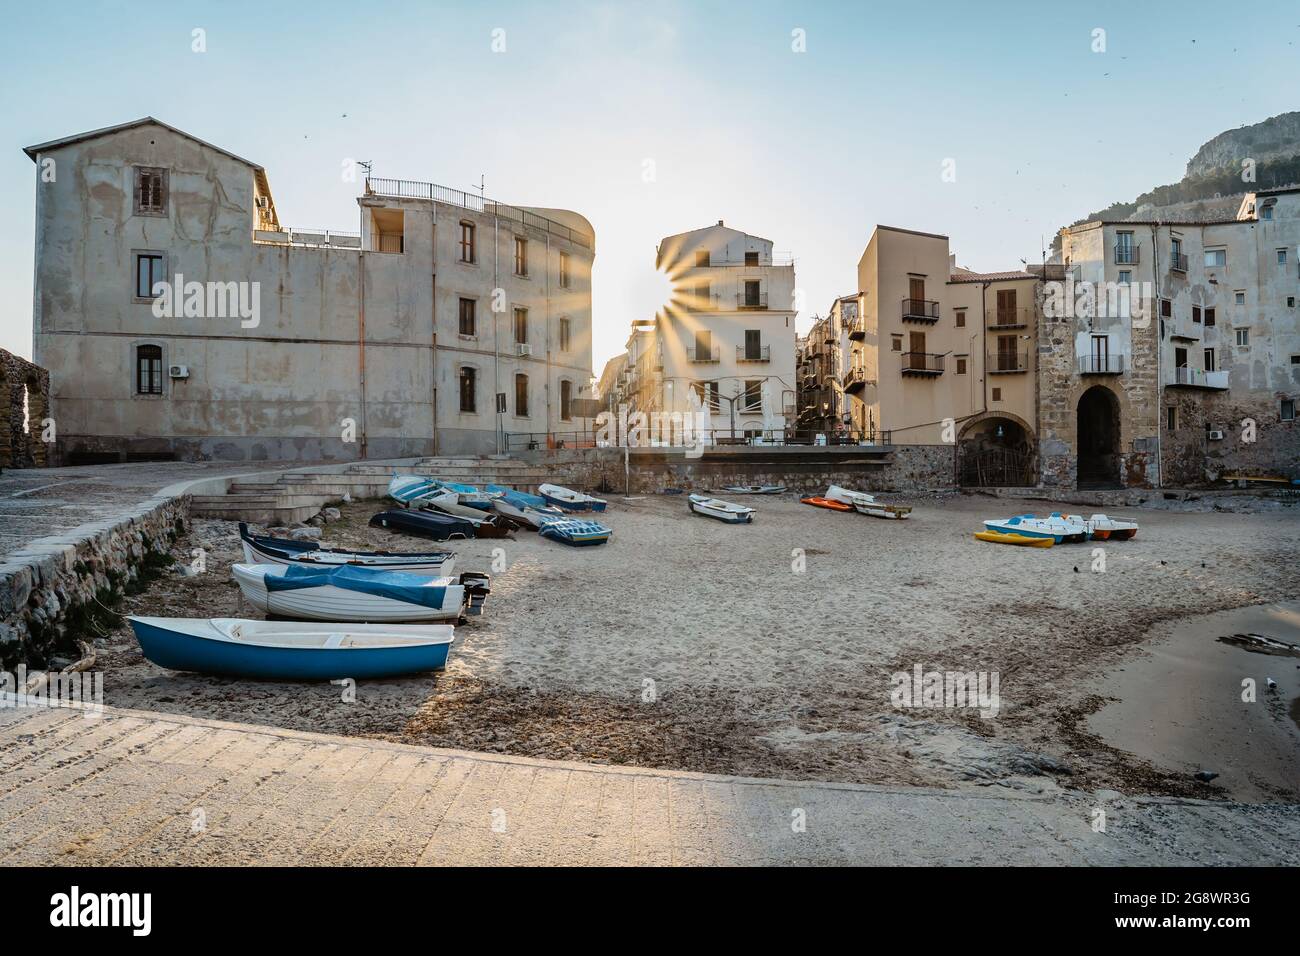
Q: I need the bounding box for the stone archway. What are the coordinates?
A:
[1077,385,1121,488]
[959,413,1036,487]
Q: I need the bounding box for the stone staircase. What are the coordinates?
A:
[190,456,565,525]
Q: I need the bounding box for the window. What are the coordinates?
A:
[559,317,571,352]
[743,280,761,307]
[891,335,902,352]
[1235,291,1245,305]
[1160,299,1172,318]
[1205,307,1216,327]
[1118,270,1131,284]
[1282,399,1295,422]
[514,373,529,417]
[458,298,476,336]
[514,237,528,276]
[991,387,1002,402]
[1236,328,1249,347]
[1261,206,1274,221]
[459,221,475,263]
[1289,297,1297,308]
[560,380,573,421]
[955,310,965,328]
[955,356,967,374]
[1193,305,1201,324]
[743,380,762,412]
[744,251,759,266]
[559,251,570,288]
[693,281,711,308]
[133,166,168,216]
[744,329,762,360]
[459,367,476,413]
[695,250,710,267]
[1204,249,1226,268]
[513,308,528,345]
[1279,249,1289,266]
[135,345,162,395]
[1204,348,1216,372]
[1171,237,1182,257]
[134,253,165,299]
[1167,407,1177,431]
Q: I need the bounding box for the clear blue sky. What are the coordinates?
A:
[2,0,1296,367]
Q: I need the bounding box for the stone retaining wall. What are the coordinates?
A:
[0,493,190,668]
[0,349,51,469]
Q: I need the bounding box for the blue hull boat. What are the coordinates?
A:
[538,519,612,546]
[982,513,1088,544]
[486,485,548,509]
[129,617,455,680]
[538,483,608,512]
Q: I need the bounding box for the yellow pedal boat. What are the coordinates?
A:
[974,530,1054,548]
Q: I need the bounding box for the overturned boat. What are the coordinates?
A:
[801,495,852,512]
[538,519,613,546]
[687,494,754,524]
[1084,514,1139,541]
[232,563,490,623]
[129,616,456,680]
[539,483,608,512]
[719,485,786,495]
[370,509,476,540]
[239,523,455,574]
[824,484,911,518]
[387,475,442,507]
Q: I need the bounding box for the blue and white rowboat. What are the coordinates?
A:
[538,519,612,546]
[539,483,607,512]
[232,563,490,623]
[388,475,442,506]
[983,513,1088,544]
[688,494,754,524]
[129,617,455,680]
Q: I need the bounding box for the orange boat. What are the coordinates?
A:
[801,496,852,512]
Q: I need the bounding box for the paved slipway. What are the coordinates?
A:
[0,703,1296,866]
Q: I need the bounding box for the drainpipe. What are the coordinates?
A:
[358,251,368,460]
[493,216,501,455]
[545,234,552,438]
[1149,223,1163,488]
[431,203,439,456]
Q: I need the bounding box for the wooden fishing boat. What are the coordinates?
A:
[974,530,1054,548]
[719,485,786,495]
[387,475,442,506]
[485,485,548,509]
[539,483,608,512]
[853,501,913,520]
[538,519,613,546]
[128,616,456,679]
[1084,514,1139,541]
[238,523,455,573]
[983,513,1087,544]
[490,496,565,531]
[231,563,490,623]
[687,494,754,523]
[433,482,500,509]
[417,494,516,537]
[801,496,853,512]
[825,484,878,509]
[369,509,476,540]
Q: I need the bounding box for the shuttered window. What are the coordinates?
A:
[136,345,162,395]
[133,167,168,216]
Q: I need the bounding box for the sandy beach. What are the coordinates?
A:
[93,492,1300,801]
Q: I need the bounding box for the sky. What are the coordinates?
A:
[1,0,1296,369]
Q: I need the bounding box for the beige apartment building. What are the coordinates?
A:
[848,226,1041,485]
[1051,185,1299,488]
[24,117,595,463]
[621,222,798,440]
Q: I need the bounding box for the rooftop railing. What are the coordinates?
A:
[364,177,594,250]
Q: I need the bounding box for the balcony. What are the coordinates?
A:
[843,366,870,394]
[1167,367,1229,390]
[687,345,720,363]
[988,308,1032,330]
[987,350,1029,374]
[1170,252,1189,274]
[901,351,944,376]
[1114,244,1139,265]
[901,298,940,323]
[687,293,721,312]
[848,319,867,341]
[737,345,771,363]
[737,292,768,310]
[1079,355,1124,374]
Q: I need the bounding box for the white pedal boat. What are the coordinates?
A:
[687,494,754,524]
[1085,514,1139,541]
[231,563,490,623]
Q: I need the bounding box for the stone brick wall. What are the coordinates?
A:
[524,444,956,496]
[0,494,190,668]
[1165,388,1300,484]
[0,349,51,469]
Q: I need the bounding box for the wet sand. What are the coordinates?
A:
[93,493,1300,799]
[1086,602,1300,802]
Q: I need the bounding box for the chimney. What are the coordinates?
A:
[717,220,724,226]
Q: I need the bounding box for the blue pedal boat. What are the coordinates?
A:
[128,617,456,680]
[538,519,612,546]
[982,513,1088,544]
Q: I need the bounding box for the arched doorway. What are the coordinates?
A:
[959,416,1035,487]
[1077,385,1120,488]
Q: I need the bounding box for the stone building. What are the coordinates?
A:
[0,350,50,468]
[24,117,596,463]
[1050,185,1299,489]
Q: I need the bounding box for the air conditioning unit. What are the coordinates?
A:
[1207,429,1225,441]
[168,365,190,379]
[517,344,533,357]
